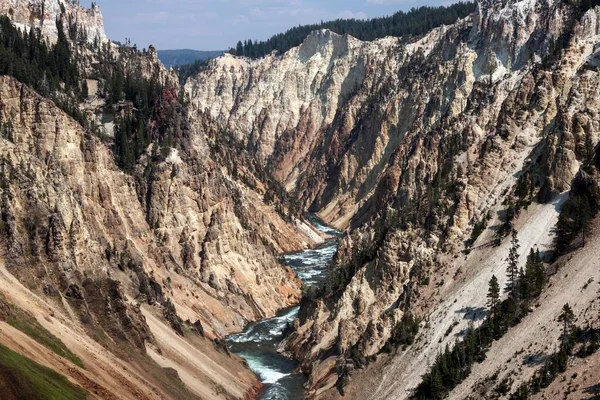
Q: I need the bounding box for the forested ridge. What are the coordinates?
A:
[0,13,184,174]
[0,16,86,126]
[228,2,476,59]
[413,147,600,399]
[174,59,209,85]
[158,49,222,68]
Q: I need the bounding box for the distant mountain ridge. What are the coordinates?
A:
[228,2,476,59]
[158,49,223,67]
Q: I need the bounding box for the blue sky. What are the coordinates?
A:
[81,0,459,50]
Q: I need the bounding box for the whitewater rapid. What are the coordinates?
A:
[226,217,339,400]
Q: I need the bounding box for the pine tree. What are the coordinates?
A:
[518,267,528,302]
[525,248,546,296]
[487,275,500,313]
[558,303,575,349]
[246,39,254,58]
[579,195,592,247]
[505,229,520,298]
[556,202,576,253]
[81,79,89,99]
[111,69,124,103]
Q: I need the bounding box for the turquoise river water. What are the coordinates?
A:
[226,218,339,400]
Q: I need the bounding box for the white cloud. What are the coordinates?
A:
[132,11,170,24]
[337,10,367,19]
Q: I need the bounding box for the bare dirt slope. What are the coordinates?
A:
[448,219,600,399]
[142,307,260,400]
[325,192,565,400]
[533,348,600,400]
[0,260,167,400]
[0,258,260,400]
[317,196,598,400]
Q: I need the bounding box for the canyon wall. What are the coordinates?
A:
[189,0,600,397]
[0,0,325,398]
[0,0,107,44]
[1,0,599,398]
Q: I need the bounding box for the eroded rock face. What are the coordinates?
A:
[0,71,314,336]
[0,0,107,44]
[0,0,333,394]
[0,65,319,397]
[189,0,600,396]
[186,29,382,192]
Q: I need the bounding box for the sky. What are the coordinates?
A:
[80,0,459,51]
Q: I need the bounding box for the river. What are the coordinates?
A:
[226,217,340,400]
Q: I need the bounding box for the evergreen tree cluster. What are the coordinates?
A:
[466,211,491,247]
[494,166,540,248]
[555,158,599,253]
[108,82,187,172]
[0,13,184,173]
[381,312,420,353]
[174,59,209,85]
[502,232,545,305]
[496,132,598,250]
[94,44,166,115]
[413,239,547,400]
[228,3,476,59]
[510,316,600,399]
[0,16,77,91]
[0,16,85,123]
[81,37,185,172]
[555,193,594,252]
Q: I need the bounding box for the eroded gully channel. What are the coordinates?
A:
[226,216,340,400]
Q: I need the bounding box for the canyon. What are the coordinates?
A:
[0,0,600,399]
[0,0,324,398]
[190,0,600,398]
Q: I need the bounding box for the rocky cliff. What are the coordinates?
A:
[1,0,600,398]
[0,70,311,398]
[0,0,326,398]
[0,0,107,44]
[188,0,600,397]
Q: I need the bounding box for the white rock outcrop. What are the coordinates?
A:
[0,0,107,44]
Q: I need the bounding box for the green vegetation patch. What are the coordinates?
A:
[0,343,87,400]
[0,295,84,368]
[5,315,84,368]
